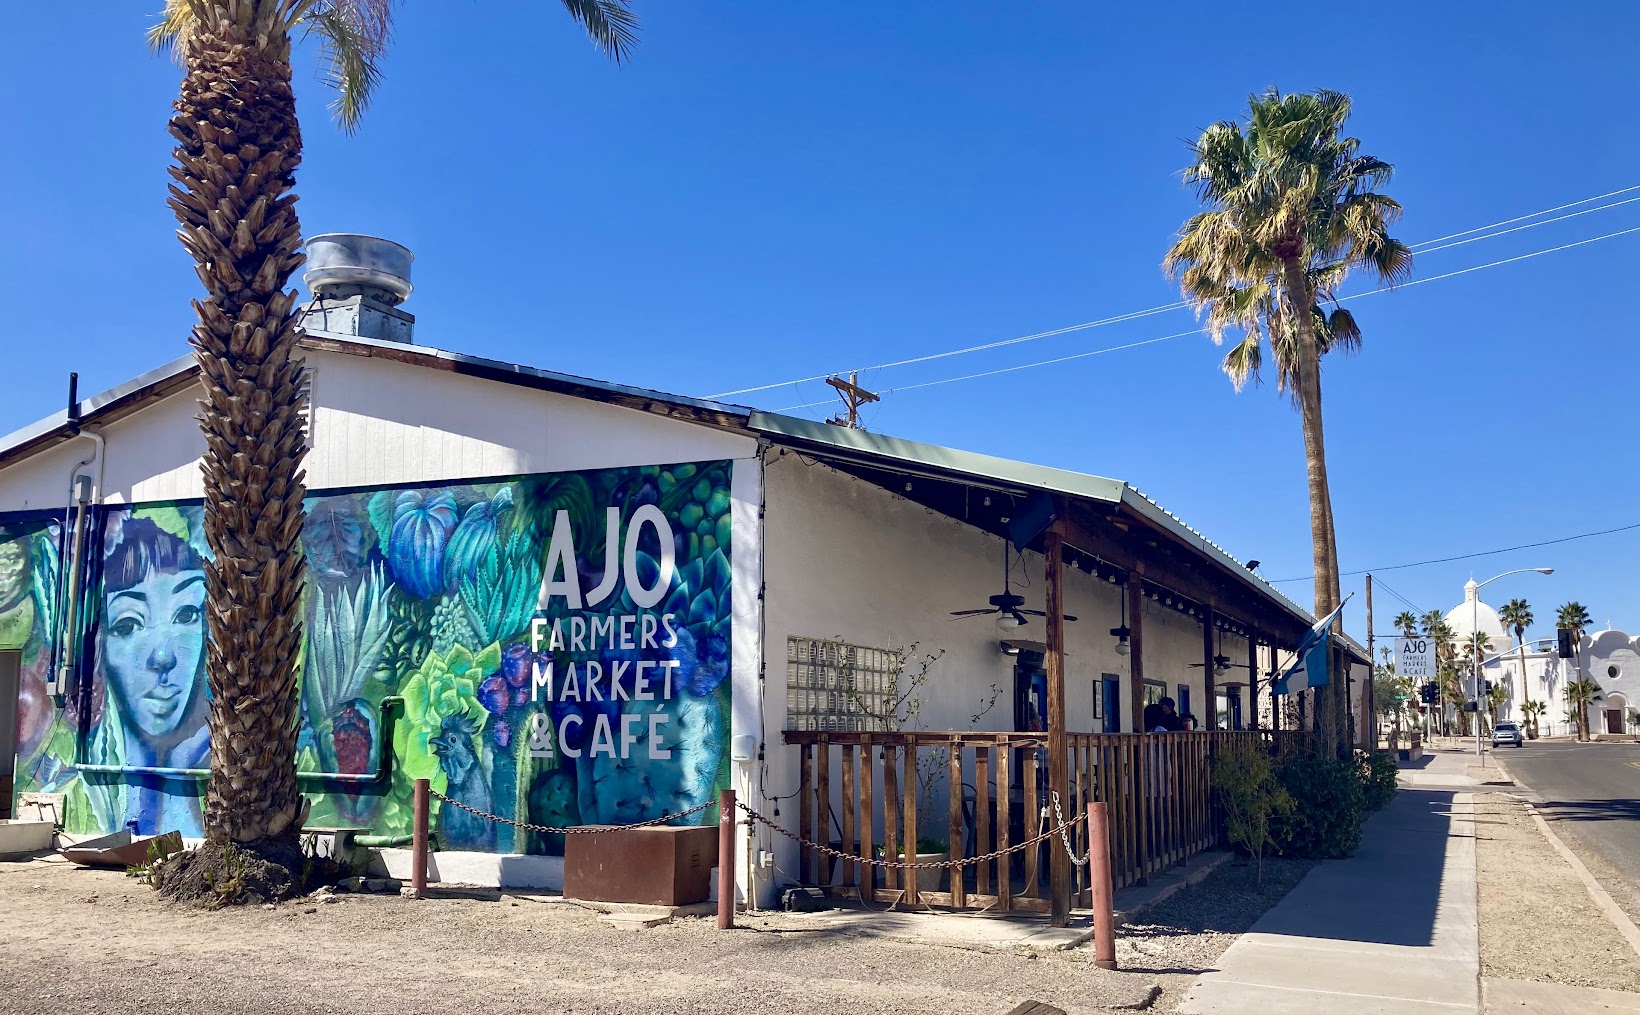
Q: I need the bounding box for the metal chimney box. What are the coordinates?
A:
[562,825,719,906]
[299,233,416,343]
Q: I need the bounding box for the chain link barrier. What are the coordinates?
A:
[429,788,715,834]
[1051,791,1089,867]
[736,799,1087,871]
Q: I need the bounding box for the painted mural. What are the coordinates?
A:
[2,461,734,853]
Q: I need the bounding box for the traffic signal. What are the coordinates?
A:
[1558,628,1574,658]
[1483,680,1495,696]
[1419,682,1438,703]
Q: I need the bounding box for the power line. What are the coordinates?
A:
[776,225,1640,410]
[708,184,1640,400]
[1266,521,1640,584]
[1370,577,1425,618]
[1411,196,1640,256]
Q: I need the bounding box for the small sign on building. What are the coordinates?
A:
[1397,636,1436,679]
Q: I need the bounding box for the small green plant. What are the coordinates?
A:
[1357,750,1399,812]
[1212,740,1292,883]
[1271,755,1365,858]
[124,836,180,885]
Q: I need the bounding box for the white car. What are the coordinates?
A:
[1492,721,1526,748]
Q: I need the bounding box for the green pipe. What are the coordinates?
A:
[78,696,404,786]
[353,834,416,848]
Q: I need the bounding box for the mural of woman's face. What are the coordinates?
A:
[104,567,205,738]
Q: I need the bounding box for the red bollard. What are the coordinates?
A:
[1089,800,1118,969]
[412,778,429,900]
[717,789,736,929]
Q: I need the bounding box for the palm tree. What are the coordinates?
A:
[1520,699,1547,739]
[1564,678,1602,742]
[150,0,635,876]
[1557,601,1593,738]
[1498,598,1533,733]
[1165,89,1411,757]
[1393,611,1419,638]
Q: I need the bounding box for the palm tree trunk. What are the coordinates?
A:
[168,2,310,845]
[1282,255,1344,756]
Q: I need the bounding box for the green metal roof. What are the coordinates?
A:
[749,410,1368,660]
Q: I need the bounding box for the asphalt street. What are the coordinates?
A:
[1498,739,1640,894]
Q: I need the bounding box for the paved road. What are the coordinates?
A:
[1498,739,1640,892]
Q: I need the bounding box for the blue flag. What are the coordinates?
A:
[1271,599,1349,696]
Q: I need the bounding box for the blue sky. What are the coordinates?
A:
[3,2,1637,647]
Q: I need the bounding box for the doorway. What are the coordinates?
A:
[1606,709,1625,735]
[1014,651,1047,733]
[0,651,19,818]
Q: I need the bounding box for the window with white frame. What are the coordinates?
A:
[785,636,901,732]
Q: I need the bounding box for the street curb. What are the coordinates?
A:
[1498,760,1640,963]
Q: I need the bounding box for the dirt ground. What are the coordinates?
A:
[1472,793,1640,993]
[0,848,1315,1015]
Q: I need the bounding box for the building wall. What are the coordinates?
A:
[753,453,1223,902]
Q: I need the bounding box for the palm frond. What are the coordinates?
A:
[303,2,393,133]
[558,0,640,63]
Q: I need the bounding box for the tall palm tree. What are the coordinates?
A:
[1557,601,1593,739]
[151,0,635,865]
[1164,95,1412,750]
[1393,611,1419,638]
[1520,699,1547,739]
[1498,598,1533,732]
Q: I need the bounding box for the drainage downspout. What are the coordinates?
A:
[78,696,404,786]
[54,373,104,705]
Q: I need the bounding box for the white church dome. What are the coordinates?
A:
[1443,579,1512,653]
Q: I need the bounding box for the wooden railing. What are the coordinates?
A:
[781,728,1315,912]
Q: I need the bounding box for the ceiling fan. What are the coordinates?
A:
[950,541,1077,630]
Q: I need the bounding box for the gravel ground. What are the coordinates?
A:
[0,858,1177,1015]
[1472,793,1640,993]
[1115,855,1318,1013]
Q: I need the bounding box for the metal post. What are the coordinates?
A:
[411,778,429,899]
[1366,574,1376,750]
[1089,801,1118,970]
[717,789,736,930]
[1474,593,1484,764]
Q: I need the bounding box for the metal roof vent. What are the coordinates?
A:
[299,233,416,343]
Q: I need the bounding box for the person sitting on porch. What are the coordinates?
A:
[1143,696,1183,732]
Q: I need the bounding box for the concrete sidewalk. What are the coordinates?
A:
[1178,785,1479,1014]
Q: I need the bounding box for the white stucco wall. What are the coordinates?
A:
[751,452,1223,902]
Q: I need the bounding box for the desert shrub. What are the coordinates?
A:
[1271,755,1364,858]
[1212,740,1292,883]
[1357,749,1399,812]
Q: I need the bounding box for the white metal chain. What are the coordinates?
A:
[429,789,714,834]
[1051,791,1089,867]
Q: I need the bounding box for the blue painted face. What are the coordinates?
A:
[103,569,206,739]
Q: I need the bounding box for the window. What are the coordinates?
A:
[1144,680,1168,706]
[785,636,901,732]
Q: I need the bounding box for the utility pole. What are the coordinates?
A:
[825,371,879,429]
[1365,574,1375,751]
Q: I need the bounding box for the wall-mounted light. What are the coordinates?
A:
[999,641,1022,657]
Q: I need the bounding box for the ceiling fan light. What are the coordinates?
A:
[997,613,1022,633]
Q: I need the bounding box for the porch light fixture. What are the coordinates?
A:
[1112,594,1132,655]
[999,641,1021,657]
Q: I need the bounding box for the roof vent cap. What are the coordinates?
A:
[302,233,413,306]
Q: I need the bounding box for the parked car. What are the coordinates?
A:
[1492,721,1526,748]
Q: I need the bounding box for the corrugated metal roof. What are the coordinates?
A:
[749,410,1366,657]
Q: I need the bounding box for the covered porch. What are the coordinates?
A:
[755,415,1367,925]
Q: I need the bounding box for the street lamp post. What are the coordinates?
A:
[1471,568,1554,762]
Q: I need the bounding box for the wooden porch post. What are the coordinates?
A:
[1248,632,1261,729]
[1201,606,1218,732]
[1127,574,1146,733]
[1045,522,1072,926]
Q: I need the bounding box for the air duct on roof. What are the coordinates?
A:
[299,234,415,344]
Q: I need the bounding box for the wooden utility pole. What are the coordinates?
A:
[825,371,879,428]
[1201,606,1218,731]
[1127,575,1146,732]
[1365,574,1375,751]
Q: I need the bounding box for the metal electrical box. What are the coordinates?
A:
[562,825,719,906]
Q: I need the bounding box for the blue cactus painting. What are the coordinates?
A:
[0,461,735,852]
